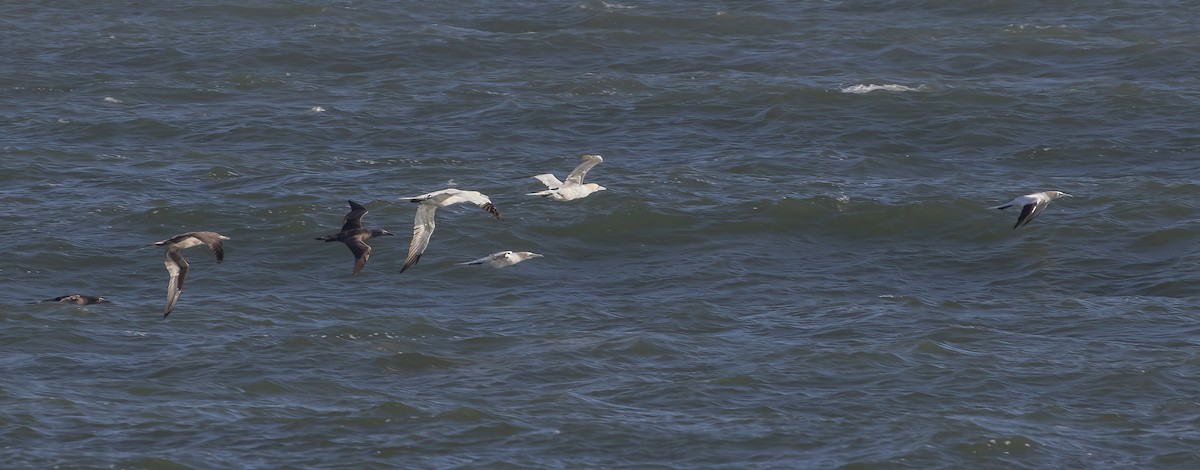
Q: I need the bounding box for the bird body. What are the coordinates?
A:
[458,251,543,268]
[528,154,607,201]
[45,294,110,305]
[991,191,1072,229]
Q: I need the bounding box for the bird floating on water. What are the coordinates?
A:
[528,154,607,201]
[154,231,229,318]
[399,188,502,273]
[44,294,110,305]
[990,191,1072,229]
[315,200,394,276]
[458,250,543,268]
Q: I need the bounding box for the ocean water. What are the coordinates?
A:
[3,1,1200,468]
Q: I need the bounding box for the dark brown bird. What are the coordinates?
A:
[44,294,110,305]
[315,200,394,276]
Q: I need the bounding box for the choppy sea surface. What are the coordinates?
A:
[3,1,1200,468]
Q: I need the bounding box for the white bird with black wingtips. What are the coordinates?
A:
[398,188,502,274]
[990,191,1072,229]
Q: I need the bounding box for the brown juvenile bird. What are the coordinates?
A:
[154,231,229,318]
[315,200,394,276]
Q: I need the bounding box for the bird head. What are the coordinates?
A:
[374,229,396,237]
[1052,191,1072,199]
[587,183,607,192]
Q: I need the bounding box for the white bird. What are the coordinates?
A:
[990,191,1072,229]
[458,251,543,268]
[398,188,502,273]
[153,231,229,318]
[528,154,607,201]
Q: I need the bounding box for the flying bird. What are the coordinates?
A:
[990,191,1072,229]
[315,200,394,276]
[457,251,543,268]
[528,154,607,201]
[398,188,502,273]
[154,231,229,318]
[44,294,110,305]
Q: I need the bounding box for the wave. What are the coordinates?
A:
[840,83,925,94]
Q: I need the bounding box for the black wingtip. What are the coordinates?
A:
[400,255,421,274]
[482,203,502,220]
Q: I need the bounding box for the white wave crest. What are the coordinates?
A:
[839,83,923,94]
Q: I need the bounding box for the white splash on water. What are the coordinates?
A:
[839,83,923,94]
[103,96,123,103]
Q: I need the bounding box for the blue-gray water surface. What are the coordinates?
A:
[3,1,1200,468]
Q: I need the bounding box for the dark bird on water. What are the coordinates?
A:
[315,200,394,276]
[44,294,110,305]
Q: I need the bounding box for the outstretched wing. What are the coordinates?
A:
[346,236,372,276]
[341,200,369,232]
[443,190,502,220]
[1014,202,1045,229]
[564,154,603,186]
[532,173,563,189]
[164,249,189,317]
[401,205,437,273]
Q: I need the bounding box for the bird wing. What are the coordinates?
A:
[190,232,227,262]
[401,204,437,273]
[1014,202,1046,229]
[340,200,368,232]
[340,200,367,232]
[444,190,502,220]
[564,154,603,186]
[207,238,225,263]
[154,232,192,247]
[164,249,189,317]
[532,173,563,189]
[457,254,492,265]
[346,235,372,276]
[403,188,449,203]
